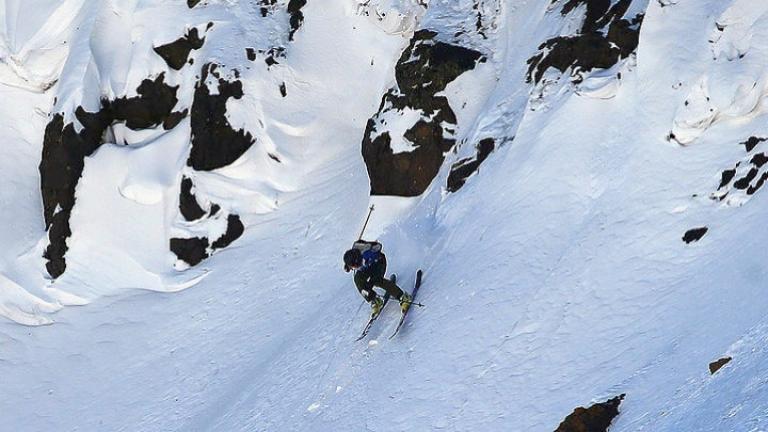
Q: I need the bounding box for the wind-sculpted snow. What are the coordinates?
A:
[6,0,768,431]
[40,74,182,277]
[362,29,484,196]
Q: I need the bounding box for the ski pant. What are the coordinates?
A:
[354,255,403,303]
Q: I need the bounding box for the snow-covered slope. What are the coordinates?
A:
[2,0,768,431]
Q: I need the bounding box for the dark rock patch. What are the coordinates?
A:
[709,356,732,374]
[211,214,245,250]
[527,0,644,84]
[362,29,484,196]
[188,0,201,8]
[188,63,255,171]
[682,227,708,244]
[554,394,625,432]
[154,28,206,71]
[246,47,257,61]
[713,138,768,201]
[260,46,286,67]
[279,82,287,97]
[447,138,495,192]
[164,109,188,130]
[40,74,181,277]
[170,237,209,267]
[179,176,207,221]
[288,0,308,41]
[259,0,278,17]
[742,136,766,152]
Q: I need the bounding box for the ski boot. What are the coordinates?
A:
[399,292,413,313]
[370,296,384,318]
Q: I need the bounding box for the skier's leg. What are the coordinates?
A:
[354,271,377,302]
[371,256,404,299]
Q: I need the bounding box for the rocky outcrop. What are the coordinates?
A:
[40,74,182,277]
[554,394,625,432]
[287,0,308,41]
[709,356,732,374]
[527,0,645,84]
[682,227,708,244]
[188,63,255,171]
[447,138,495,193]
[362,30,484,196]
[153,27,207,70]
[711,136,768,204]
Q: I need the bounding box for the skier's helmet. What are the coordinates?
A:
[343,248,362,267]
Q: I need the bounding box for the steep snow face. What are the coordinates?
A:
[2,0,768,431]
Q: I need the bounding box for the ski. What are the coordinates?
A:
[389,269,423,339]
[355,274,395,341]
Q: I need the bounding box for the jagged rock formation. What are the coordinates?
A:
[554,394,625,432]
[709,356,732,374]
[527,0,645,84]
[682,227,708,244]
[188,63,255,171]
[447,138,495,192]
[712,137,768,205]
[153,27,207,70]
[362,29,484,196]
[39,74,182,277]
[287,0,308,41]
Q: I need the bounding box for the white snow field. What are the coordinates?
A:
[1,0,768,431]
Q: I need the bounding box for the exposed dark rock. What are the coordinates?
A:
[39,74,181,277]
[362,30,484,196]
[188,0,201,8]
[110,74,180,129]
[718,168,736,190]
[260,46,286,67]
[528,0,644,84]
[211,214,245,250]
[279,82,287,97]
[742,136,766,152]
[554,394,625,432]
[188,63,255,171]
[709,356,732,374]
[259,0,278,17]
[246,47,257,61]
[447,138,495,192]
[164,109,188,130]
[153,28,206,70]
[683,227,708,244]
[170,237,209,266]
[288,0,308,41]
[179,176,207,221]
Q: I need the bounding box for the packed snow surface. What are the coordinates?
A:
[2,0,768,431]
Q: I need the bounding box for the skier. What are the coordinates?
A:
[343,240,412,317]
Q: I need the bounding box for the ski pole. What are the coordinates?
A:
[400,299,425,307]
[357,204,375,240]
